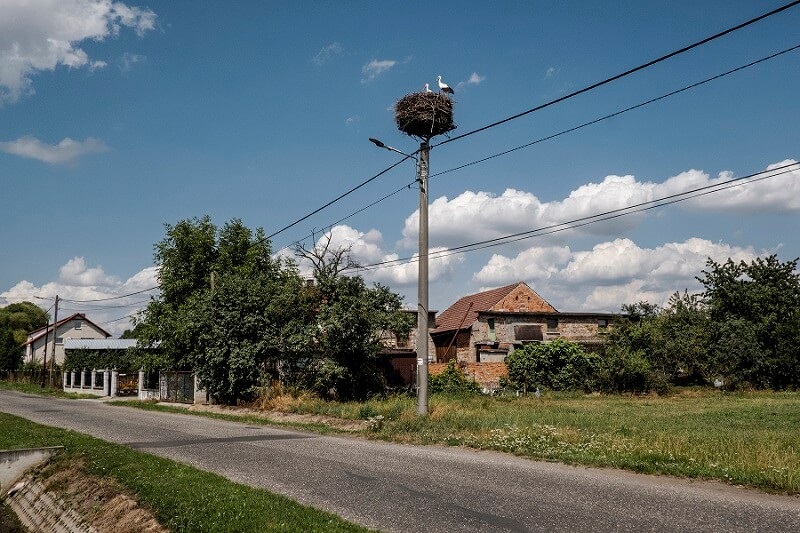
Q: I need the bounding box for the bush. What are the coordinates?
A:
[429,361,481,394]
[597,346,669,394]
[505,339,599,393]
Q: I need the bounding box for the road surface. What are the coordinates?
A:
[1,391,798,532]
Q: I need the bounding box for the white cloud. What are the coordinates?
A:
[289,225,463,287]
[312,42,343,65]
[361,59,397,82]
[473,237,765,312]
[400,160,800,249]
[0,136,109,164]
[545,66,557,78]
[1,259,159,336]
[0,0,156,103]
[456,72,486,91]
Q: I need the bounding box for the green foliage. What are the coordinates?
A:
[290,276,413,401]
[606,255,800,392]
[0,301,48,371]
[505,339,599,393]
[698,255,800,389]
[429,360,481,394]
[63,348,139,373]
[136,216,413,404]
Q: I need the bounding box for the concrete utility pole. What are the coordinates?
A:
[416,142,430,416]
[368,137,431,416]
[49,295,59,388]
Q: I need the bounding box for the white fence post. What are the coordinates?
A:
[111,368,119,398]
[104,369,111,396]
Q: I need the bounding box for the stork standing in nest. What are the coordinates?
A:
[437,75,454,95]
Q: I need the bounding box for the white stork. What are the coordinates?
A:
[437,75,454,95]
[423,83,433,93]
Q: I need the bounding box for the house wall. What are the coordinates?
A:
[462,314,613,363]
[25,318,108,366]
[491,284,556,313]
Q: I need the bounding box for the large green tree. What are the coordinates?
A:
[698,255,800,389]
[135,217,305,403]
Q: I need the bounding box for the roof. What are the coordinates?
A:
[24,313,112,345]
[63,338,138,350]
[434,282,556,332]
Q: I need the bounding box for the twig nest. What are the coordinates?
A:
[394,92,456,140]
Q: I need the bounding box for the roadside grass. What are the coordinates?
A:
[0,412,370,533]
[119,389,800,494]
[0,380,96,399]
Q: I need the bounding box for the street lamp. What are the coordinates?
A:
[370,137,431,416]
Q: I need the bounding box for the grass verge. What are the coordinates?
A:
[0,412,370,532]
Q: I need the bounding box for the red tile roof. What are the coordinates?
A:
[434,282,556,332]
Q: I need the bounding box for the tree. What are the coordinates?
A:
[291,236,414,400]
[136,217,304,404]
[0,302,48,372]
[697,255,800,389]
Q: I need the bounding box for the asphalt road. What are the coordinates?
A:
[1,390,799,532]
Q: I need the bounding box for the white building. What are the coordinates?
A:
[23,313,111,367]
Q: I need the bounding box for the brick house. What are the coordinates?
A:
[431,282,618,364]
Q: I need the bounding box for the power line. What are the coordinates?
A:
[265,153,417,242]
[349,162,799,272]
[58,299,151,312]
[431,43,800,179]
[433,0,800,148]
[277,42,800,254]
[52,286,158,303]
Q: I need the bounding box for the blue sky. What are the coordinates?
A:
[2,0,799,335]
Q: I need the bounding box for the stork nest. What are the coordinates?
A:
[394,92,456,140]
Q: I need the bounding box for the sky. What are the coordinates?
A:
[1,0,799,336]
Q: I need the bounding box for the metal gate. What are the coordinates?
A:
[160,371,194,403]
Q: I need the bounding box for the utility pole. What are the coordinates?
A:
[49,295,59,388]
[416,142,430,416]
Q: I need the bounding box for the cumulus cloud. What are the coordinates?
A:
[473,237,765,312]
[0,0,156,103]
[1,258,159,336]
[400,160,800,249]
[0,136,109,164]
[312,42,343,65]
[361,59,397,82]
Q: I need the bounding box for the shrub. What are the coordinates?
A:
[505,339,599,393]
[429,361,481,394]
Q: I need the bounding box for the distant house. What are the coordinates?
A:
[23,313,111,367]
[431,282,618,363]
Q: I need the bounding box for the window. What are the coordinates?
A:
[55,337,64,345]
[597,318,609,328]
[75,321,82,330]
[487,318,495,342]
[546,318,558,331]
